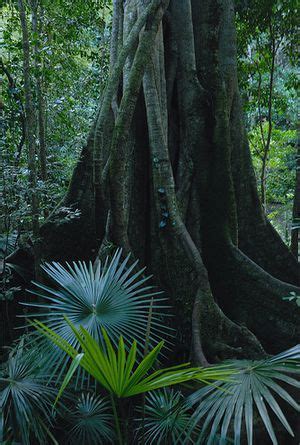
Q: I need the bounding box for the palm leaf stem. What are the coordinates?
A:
[110,393,123,445]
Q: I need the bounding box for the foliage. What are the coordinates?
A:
[0,234,18,301]
[236,0,298,240]
[63,392,114,445]
[249,124,296,241]
[32,317,234,400]
[31,317,235,444]
[136,388,195,445]
[249,126,296,203]
[185,345,300,445]
[0,1,299,443]
[236,0,298,65]
[0,233,18,258]
[0,233,28,301]
[1,0,111,236]
[25,250,172,382]
[0,342,56,445]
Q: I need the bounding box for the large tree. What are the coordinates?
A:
[37,0,300,365]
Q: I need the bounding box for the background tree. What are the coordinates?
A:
[1,0,110,346]
[18,0,39,236]
[236,0,298,241]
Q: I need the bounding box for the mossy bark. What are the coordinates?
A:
[36,0,300,363]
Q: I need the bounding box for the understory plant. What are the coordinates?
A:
[24,249,172,381]
[32,317,233,444]
[25,249,170,348]
[32,316,300,445]
[135,388,195,444]
[0,341,56,445]
[1,251,298,444]
[62,392,115,445]
[0,342,115,445]
[184,345,300,445]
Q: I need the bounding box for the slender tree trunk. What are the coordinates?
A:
[32,1,47,182]
[36,0,300,362]
[37,79,47,182]
[259,28,276,211]
[32,0,48,225]
[291,144,300,259]
[0,61,26,163]
[18,0,39,237]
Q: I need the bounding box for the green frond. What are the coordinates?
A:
[32,318,235,401]
[135,388,196,444]
[0,344,57,445]
[24,249,173,386]
[185,345,300,445]
[63,393,114,445]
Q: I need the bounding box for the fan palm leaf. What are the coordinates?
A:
[25,250,171,350]
[64,393,114,445]
[184,345,300,445]
[24,250,173,383]
[0,343,57,445]
[136,388,196,444]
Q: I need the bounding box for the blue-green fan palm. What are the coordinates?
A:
[184,345,300,445]
[64,393,114,445]
[136,388,196,444]
[0,343,56,445]
[25,250,171,372]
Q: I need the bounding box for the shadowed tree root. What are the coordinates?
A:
[203,244,300,354]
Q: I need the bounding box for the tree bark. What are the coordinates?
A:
[18,0,39,237]
[35,0,300,362]
[257,26,276,211]
[291,144,300,259]
[31,1,47,182]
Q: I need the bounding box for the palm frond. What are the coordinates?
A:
[64,393,114,445]
[24,249,175,386]
[24,250,172,362]
[32,317,235,400]
[135,388,196,444]
[0,343,57,445]
[185,345,300,445]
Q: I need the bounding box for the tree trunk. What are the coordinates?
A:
[18,0,39,236]
[291,144,300,260]
[34,4,48,186]
[257,26,276,212]
[35,0,300,363]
